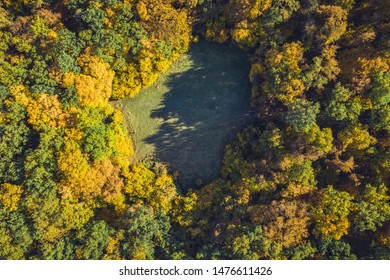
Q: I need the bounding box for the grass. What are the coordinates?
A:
[111,40,253,190]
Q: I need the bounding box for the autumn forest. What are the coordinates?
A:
[0,0,389,260]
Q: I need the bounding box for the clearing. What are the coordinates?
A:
[111,40,253,190]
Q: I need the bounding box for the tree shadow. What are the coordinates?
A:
[145,41,254,190]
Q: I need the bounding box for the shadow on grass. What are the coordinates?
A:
[145,41,253,190]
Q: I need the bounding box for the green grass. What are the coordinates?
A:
[111,40,253,190]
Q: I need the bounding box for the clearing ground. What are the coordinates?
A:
[111,41,253,190]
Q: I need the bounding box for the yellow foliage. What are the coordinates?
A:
[263,42,306,104]
[107,111,134,169]
[152,174,176,214]
[155,58,171,73]
[62,72,76,88]
[263,215,310,248]
[125,163,155,201]
[42,225,63,243]
[232,26,251,43]
[251,0,272,17]
[26,93,68,129]
[356,57,389,77]
[103,230,125,260]
[0,183,23,211]
[316,5,348,45]
[8,86,68,130]
[64,128,83,141]
[112,64,142,98]
[338,125,377,151]
[138,49,159,87]
[235,185,251,205]
[136,1,149,21]
[231,20,263,47]
[47,29,57,40]
[280,182,316,198]
[124,163,176,214]
[205,20,229,43]
[280,79,305,104]
[98,159,125,205]
[137,0,191,53]
[312,187,352,240]
[231,235,251,256]
[57,140,94,200]
[9,85,29,107]
[267,42,304,73]
[58,141,126,204]
[75,53,115,107]
[171,192,198,226]
[314,213,350,240]
[226,0,270,47]
[59,201,94,233]
[249,200,310,248]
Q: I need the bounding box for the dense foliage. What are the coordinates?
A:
[0,0,389,259]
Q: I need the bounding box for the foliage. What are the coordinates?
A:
[0,0,389,260]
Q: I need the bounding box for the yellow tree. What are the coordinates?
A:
[259,42,306,105]
[315,5,348,45]
[0,183,23,211]
[248,199,311,259]
[124,163,176,214]
[26,93,68,130]
[112,63,142,99]
[75,52,115,107]
[312,186,352,240]
[338,124,377,151]
[226,0,272,47]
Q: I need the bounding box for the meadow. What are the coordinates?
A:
[112,41,253,189]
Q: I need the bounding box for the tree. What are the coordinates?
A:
[369,72,390,132]
[225,0,272,47]
[121,206,171,259]
[304,45,340,90]
[312,186,352,240]
[352,184,390,233]
[285,99,320,133]
[261,42,306,105]
[324,83,361,125]
[315,5,347,45]
[124,163,176,214]
[26,93,68,130]
[35,237,75,260]
[305,125,333,158]
[112,63,142,98]
[249,199,311,252]
[317,239,357,260]
[0,210,33,259]
[0,183,23,211]
[338,124,376,151]
[262,0,300,29]
[74,53,115,107]
[0,90,30,183]
[75,221,112,260]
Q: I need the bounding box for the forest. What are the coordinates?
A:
[0,0,389,260]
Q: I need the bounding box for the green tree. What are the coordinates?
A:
[352,184,390,233]
[369,73,390,132]
[121,206,171,260]
[285,99,320,133]
[0,210,33,259]
[317,239,357,260]
[75,221,112,260]
[0,94,30,183]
